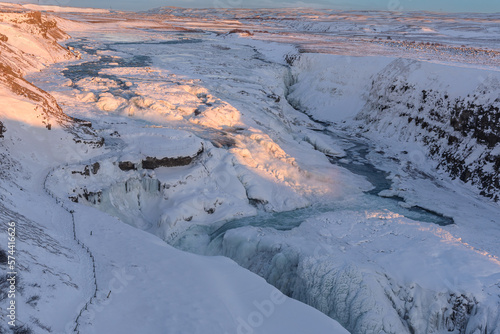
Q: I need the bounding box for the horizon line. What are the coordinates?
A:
[4,2,499,15]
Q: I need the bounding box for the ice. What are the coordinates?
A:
[191,209,500,334]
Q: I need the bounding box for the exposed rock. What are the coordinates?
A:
[142,156,192,169]
[118,161,137,171]
[0,121,5,138]
[210,134,236,148]
[284,53,300,66]
[446,294,476,333]
[70,162,100,176]
[17,11,66,40]
[449,101,499,148]
[142,147,204,170]
[227,29,254,36]
[79,188,102,205]
[91,162,100,174]
[0,248,7,264]
[70,116,93,128]
[248,198,269,208]
[267,93,281,102]
[359,64,500,201]
[73,137,105,148]
[0,10,103,148]
[72,166,90,176]
[0,62,103,147]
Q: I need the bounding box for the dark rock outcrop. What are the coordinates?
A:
[91,162,100,174]
[227,29,254,36]
[80,188,102,205]
[70,117,93,128]
[0,248,7,264]
[71,162,101,176]
[72,166,90,176]
[0,10,103,148]
[359,62,500,201]
[118,161,137,171]
[141,147,204,170]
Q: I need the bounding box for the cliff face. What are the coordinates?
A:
[288,54,500,202]
[0,10,73,73]
[358,59,500,201]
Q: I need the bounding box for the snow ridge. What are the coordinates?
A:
[43,168,98,334]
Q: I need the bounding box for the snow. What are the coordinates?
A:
[72,205,348,334]
[287,54,395,122]
[0,10,73,74]
[196,210,500,333]
[119,129,203,161]
[1,5,499,334]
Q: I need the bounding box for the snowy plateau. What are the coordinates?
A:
[0,2,499,334]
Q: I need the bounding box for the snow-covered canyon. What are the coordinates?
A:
[0,3,499,334]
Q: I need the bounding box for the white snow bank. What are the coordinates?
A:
[287,54,394,123]
[96,93,127,111]
[70,203,349,334]
[119,128,204,161]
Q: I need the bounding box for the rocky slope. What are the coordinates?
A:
[357,59,500,201]
[0,9,102,334]
[0,9,100,145]
[287,54,500,202]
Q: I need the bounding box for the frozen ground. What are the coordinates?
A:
[0,5,346,334]
[0,4,499,334]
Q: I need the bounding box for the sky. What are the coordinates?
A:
[4,0,500,12]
